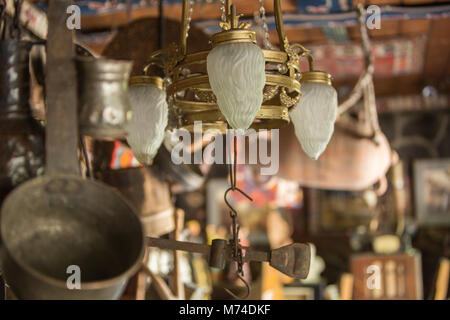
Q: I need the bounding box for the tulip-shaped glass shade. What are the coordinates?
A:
[207,42,266,131]
[290,72,338,160]
[126,77,168,165]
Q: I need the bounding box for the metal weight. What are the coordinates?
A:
[270,243,311,279]
[76,57,133,140]
[209,239,228,269]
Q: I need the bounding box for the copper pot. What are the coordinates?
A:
[278,122,392,191]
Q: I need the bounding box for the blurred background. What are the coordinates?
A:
[1,0,449,300]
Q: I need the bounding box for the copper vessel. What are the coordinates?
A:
[76,57,133,140]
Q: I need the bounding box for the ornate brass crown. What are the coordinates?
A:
[134,0,333,133]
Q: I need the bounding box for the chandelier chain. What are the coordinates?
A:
[219,0,226,22]
[186,0,195,38]
[258,0,273,50]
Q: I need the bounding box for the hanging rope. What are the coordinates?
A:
[337,4,382,143]
[338,4,373,116]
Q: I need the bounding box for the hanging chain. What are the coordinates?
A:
[223,130,253,299]
[258,0,273,50]
[185,0,195,38]
[219,0,226,22]
[228,136,241,274]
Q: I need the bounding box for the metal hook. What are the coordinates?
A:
[224,273,250,300]
[222,131,253,300]
[224,187,253,216]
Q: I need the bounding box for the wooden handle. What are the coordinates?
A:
[45,0,80,176]
[434,258,449,300]
[141,264,176,300]
[340,273,354,300]
[173,209,185,299]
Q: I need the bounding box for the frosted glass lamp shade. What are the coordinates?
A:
[126,83,168,165]
[207,42,265,131]
[290,81,338,160]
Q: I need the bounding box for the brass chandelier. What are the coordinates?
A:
[130,0,335,134]
[124,0,340,298]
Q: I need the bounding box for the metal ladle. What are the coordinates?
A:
[0,0,144,300]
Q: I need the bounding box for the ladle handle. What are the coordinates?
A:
[45,0,80,176]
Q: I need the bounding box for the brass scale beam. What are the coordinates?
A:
[146,237,311,280]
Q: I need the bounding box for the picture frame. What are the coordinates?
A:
[306,189,374,235]
[350,252,423,300]
[283,282,326,300]
[413,158,450,226]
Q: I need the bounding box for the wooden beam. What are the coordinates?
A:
[268,18,435,45]
[81,0,298,31]
[424,18,450,79]
[335,74,426,97]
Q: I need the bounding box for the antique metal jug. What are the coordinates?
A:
[76,57,133,140]
[0,39,45,203]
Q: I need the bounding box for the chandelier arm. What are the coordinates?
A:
[144,49,166,68]
[290,43,314,71]
[180,0,189,56]
[147,48,165,58]
[230,3,237,29]
[274,0,288,52]
[302,54,314,72]
[143,58,165,74]
[225,0,232,18]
